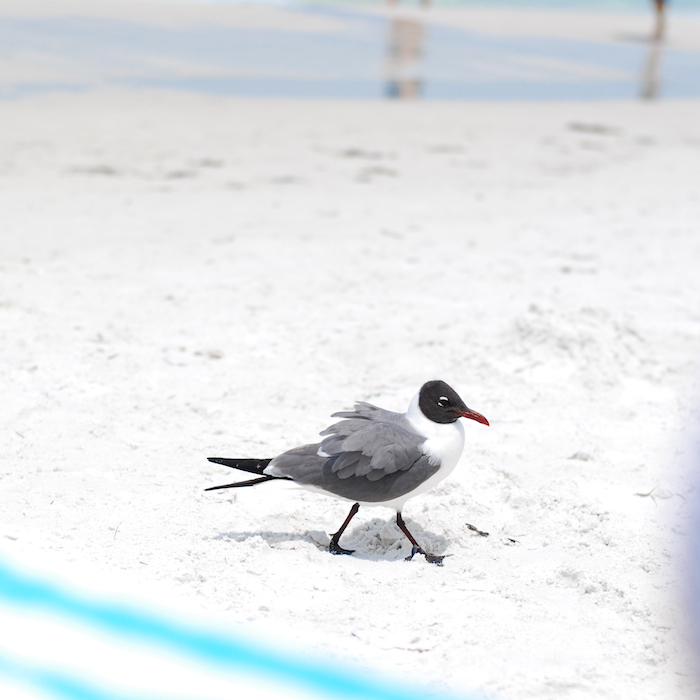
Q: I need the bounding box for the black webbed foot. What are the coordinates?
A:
[328,503,360,557]
[424,552,449,566]
[404,545,449,566]
[329,540,355,556]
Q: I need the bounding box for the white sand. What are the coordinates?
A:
[2,87,700,699]
[2,3,700,699]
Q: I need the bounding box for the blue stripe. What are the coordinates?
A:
[0,557,475,700]
[0,650,168,700]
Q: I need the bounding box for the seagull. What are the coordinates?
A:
[206,380,489,565]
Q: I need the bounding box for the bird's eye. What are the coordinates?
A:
[437,396,449,407]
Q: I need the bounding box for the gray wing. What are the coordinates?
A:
[319,402,425,479]
[264,402,439,503]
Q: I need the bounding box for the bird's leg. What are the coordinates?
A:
[329,503,360,556]
[396,512,447,566]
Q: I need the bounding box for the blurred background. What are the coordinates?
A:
[1,0,699,100]
[2,1,700,699]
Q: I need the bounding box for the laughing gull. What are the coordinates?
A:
[206,380,489,565]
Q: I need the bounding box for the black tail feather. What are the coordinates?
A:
[205,475,281,491]
[207,457,272,475]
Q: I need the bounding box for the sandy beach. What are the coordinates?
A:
[2,1,700,699]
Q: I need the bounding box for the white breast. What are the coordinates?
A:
[405,392,465,468]
[367,392,465,511]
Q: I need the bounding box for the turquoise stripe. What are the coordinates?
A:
[0,650,169,700]
[0,557,474,700]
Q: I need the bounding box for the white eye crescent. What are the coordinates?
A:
[437,396,449,406]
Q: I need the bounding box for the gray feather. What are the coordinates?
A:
[321,413,423,476]
[264,402,437,503]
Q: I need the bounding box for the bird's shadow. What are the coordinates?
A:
[208,530,312,547]
[207,516,451,563]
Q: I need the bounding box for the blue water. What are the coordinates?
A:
[1,4,698,100]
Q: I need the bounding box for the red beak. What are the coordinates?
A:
[456,408,489,426]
